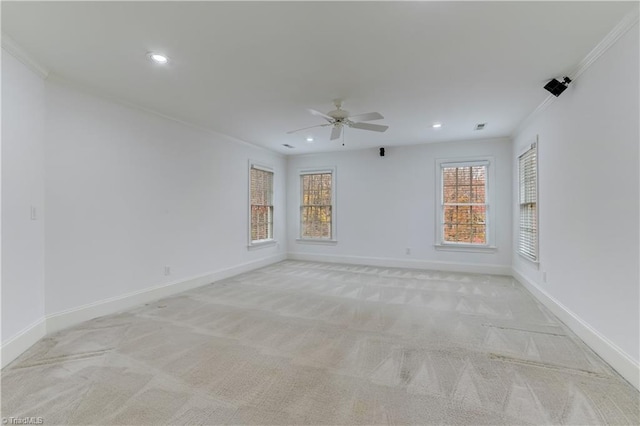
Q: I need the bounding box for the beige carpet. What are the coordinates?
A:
[2,260,639,425]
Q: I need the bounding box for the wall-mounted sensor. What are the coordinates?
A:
[379,147,385,157]
[544,76,572,97]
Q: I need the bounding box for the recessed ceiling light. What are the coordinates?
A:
[306,137,314,143]
[432,123,442,129]
[147,52,168,64]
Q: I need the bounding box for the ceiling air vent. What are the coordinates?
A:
[474,123,487,130]
[282,144,295,149]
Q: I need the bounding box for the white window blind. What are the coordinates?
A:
[518,143,538,261]
[250,166,273,242]
[441,163,488,244]
[300,172,333,239]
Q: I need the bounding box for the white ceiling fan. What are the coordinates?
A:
[287,100,389,141]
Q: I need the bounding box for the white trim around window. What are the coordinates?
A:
[434,157,496,251]
[297,166,337,244]
[248,160,277,250]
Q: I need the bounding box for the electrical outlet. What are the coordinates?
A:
[30,206,37,221]
[405,248,411,255]
[164,266,171,276]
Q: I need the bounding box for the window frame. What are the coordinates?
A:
[435,157,496,252]
[517,141,539,263]
[247,160,276,249]
[297,166,337,244]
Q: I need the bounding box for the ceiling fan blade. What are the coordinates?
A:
[330,125,342,140]
[348,112,384,122]
[286,123,330,134]
[309,109,334,122]
[350,122,389,132]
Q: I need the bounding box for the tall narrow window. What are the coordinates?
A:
[300,170,334,239]
[250,165,274,243]
[518,143,538,261]
[440,162,488,245]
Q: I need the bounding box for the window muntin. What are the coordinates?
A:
[518,143,538,261]
[300,172,333,239]
[250,166,274,243]
[441,163,488,245]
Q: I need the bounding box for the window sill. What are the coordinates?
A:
[517,251,540,265]
[296,238,338,245]
[248,239,277,250]
[435,244,497,253]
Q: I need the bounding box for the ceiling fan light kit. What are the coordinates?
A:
[287,100,389,142]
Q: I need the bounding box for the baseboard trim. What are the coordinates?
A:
[46,253,287,334]
[4,254,637,393]
[1,318,47,369]
[287,252,511,275]
[512,267,639,391]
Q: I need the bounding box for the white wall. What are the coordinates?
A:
[43,80,286,316]
[1,50,46,345]
[287,138,512,274]
[512,24,639,373]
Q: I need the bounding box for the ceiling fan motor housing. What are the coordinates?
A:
[328,109,350,120]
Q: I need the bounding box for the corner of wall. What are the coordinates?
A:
[1,41,47,370]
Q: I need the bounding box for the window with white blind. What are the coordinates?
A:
[299,168,336,241]
[249,163,274,245]
[435,158,495,250]
[518,143,538,261]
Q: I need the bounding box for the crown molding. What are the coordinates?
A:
[1,33,49,79]
[571,7,639,81]
[1,33,283,158]
[46,73,285,158]
[512,6,639,138]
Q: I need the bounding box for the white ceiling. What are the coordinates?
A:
[2,2,636,154]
